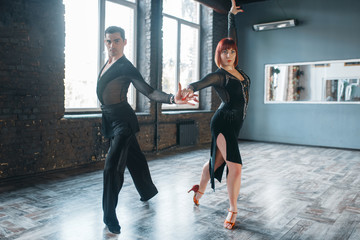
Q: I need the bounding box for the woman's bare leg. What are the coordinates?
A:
[224,160,242,228]
[196,149,224,200]
[197,161,210,196]
[195,144,225,201]
[216,134,242,229]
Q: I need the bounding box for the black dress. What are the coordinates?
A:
[188,13,250,190]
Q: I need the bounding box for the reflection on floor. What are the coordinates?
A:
[1,141,360,240]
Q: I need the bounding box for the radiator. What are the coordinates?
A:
[177,120,197,146]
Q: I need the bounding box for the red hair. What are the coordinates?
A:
[214,38,238,68]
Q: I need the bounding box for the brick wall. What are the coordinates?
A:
[0,0,227,179]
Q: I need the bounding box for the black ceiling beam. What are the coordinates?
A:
[195,0,268,14]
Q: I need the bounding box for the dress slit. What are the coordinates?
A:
[210,132,227,190]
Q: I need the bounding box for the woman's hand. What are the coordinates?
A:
[230,0,243,15]
[174,83,198,105]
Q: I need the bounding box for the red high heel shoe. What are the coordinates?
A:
[224,209,238,230]
[188,185,204,206]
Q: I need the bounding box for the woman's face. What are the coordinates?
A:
[220,48,236,68]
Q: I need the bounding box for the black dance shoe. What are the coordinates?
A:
[106,223,121,234]
[140,188,158,201]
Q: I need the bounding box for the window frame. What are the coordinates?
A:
[64,0,137,113]
[161,3,201,110]
[101,0,138,109]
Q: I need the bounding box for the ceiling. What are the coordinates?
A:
[195,0,269,14]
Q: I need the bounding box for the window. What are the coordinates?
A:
[64,0,137,112]
[103,0,137,109]
[162,0,200,109]
[64,0,99,110]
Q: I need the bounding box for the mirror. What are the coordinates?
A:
[265,59,360,103]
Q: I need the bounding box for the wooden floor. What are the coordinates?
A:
[1,141,360,240]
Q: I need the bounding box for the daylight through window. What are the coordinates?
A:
[162,0,200,109]
[64,0,137,111]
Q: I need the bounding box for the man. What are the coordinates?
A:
[96,26,194,234]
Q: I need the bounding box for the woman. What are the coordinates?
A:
[185,0,249,230]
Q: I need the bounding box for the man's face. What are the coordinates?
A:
[104,32,127,58]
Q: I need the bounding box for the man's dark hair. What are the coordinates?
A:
[105,26,126,40]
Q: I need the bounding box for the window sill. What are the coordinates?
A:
[63,111,152,119]
[63,113,102,119]
[162,109,213,115]
[63,109,213,119]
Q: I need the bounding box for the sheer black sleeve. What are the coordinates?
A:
[130,72,173,104]
[228,12,237,44]
[188,72,225,92]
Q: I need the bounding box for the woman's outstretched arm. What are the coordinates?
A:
[181,72,225,99]
[228,0,243,42]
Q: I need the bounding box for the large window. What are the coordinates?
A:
[64,0,99,110]
[162,0,200,109]
[104,0,137,108]
[64,0,137,111]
